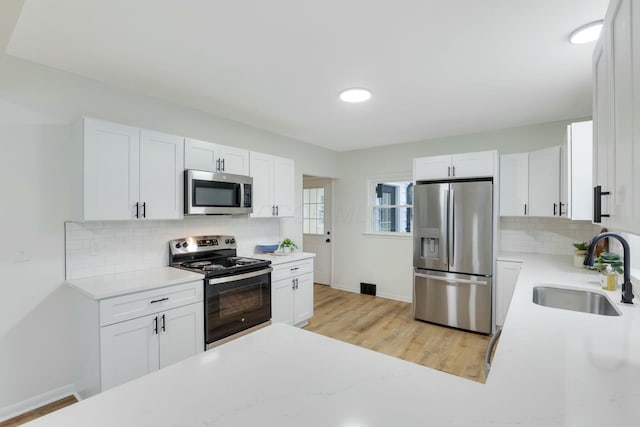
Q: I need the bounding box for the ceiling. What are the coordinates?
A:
[5,0,609,152]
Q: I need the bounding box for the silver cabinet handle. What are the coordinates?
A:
[452,165,455,176]
[216,158,221,172]
[485,327,502,376]
[524,203,527,216]
[292,278,296,290]
[221,158,225,171]
[447,166,451,177]
[272,205,275,216]
[276,205,279,216]
[290,267,300,271]
[150,297,169,304]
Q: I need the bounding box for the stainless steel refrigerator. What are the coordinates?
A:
[413,178,493,334]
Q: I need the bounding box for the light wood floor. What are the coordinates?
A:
[305,284,492,383]
[0,396,77,427]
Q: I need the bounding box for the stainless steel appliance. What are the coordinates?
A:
[184,170,253,215]
[169,235,271,349]
[413,178,493,334]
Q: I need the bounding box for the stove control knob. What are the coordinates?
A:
[175,243,181,249]
[181,242,188,248]
[230,238,236,244]
[213,240,219,245]
[225,239,230,244]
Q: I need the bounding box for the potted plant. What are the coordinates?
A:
[572,241,590,268]
[592,252,624,274]
[280,238,298,254]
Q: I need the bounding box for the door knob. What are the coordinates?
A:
[325,238,331,243]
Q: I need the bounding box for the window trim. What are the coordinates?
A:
[365,174,413,236]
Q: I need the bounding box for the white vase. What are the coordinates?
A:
[573,251,587,268]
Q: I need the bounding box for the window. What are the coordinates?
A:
[369,178,413,234]
[303,187,324,235]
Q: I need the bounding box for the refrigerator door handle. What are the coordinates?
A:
[443,188,450,268]
[449,188,455,269]
[414,272,489,286]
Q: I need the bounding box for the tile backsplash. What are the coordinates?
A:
[500,217,601,255]
[65,216,282,279]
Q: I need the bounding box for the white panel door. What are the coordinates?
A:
[495,261,522,327]
[452,151,495,178]
[593,40,614,225]
[218,145,250,175]
[303,178,331,285]
[611,0,634,231]
[528,146,561,217]
[100,313,159,391]
[249,151,274,218]
[139,129,184,220]
[499,153,529,216]
[273,156,295,217]
[569,121,594,221]
[271,278,294,325]
[83,118,139,220]
[158,303,203,369]
[293,272,314,325]
[184,138,218,172]
[413,155,452,180]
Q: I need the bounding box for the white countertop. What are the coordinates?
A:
[36,254,640,426]
[246,251,316,265]
[66,267,204,300]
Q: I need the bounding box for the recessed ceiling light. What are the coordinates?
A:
[339,88,371,103]
[569,20,603,44]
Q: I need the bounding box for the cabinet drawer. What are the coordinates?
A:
[271,259,313,282]
[100,280,203,326]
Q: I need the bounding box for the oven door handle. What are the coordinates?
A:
[207,267,273,285]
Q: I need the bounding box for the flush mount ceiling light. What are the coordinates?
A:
[569,20,603,44]
[339,88,372,103]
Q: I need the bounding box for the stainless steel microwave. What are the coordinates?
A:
[184,170,253,215]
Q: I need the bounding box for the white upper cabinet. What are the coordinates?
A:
[184,138,249,175]
[83,118,140,221]
[528,146,561,218]
[139,130,184,220]
[249,151,295,218]
[414,151,496,181]
[79,118,183,221]
[499,153,529,217]
[593,0,640,233]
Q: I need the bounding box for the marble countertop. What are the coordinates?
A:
[34,254,639,426]
[66,267,204,300]
[245,251,316,265]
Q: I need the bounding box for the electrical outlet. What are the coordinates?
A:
[15,247,30,262]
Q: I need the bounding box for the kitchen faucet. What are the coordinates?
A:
[585,232,634,304]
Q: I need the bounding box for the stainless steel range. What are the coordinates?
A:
[169,235,272,349]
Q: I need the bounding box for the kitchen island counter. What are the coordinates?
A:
[27,255,640,426]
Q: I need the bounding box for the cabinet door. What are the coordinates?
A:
[293,272,314,326]
[413,155,452,181]
[271,278,294,325]
[569,121,594,221]
[249,151,275,218]
[495,261,522,327]
[593,41,614,225]
[611,0,634,231]
[184,138,217,172]
[139,129,184,220]
[218,145,250,175]
[451,151,496,178]
[84,118,140,220]
[273,156,295,217]
[499,153,529,216]
[158,303,204,369]
[100,313,159,391]
[528,146,561,217]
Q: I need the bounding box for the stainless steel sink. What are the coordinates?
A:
[532,286,621,316]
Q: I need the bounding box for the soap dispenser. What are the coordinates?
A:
[600,264,617,291]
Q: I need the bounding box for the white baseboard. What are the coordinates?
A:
[0,384,76,422]
[329,284,412,303]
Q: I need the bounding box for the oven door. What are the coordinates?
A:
[185,170,253,215]
[205,267,272,344]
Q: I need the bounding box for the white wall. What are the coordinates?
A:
[0,54,338,415]
[331,120,591,302]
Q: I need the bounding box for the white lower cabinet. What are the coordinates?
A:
[74,280,203,397]
[101,302,203,391]
[271,258,314,326]
[495,260,522,327]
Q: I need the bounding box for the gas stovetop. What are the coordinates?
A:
[169,235,270,278]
